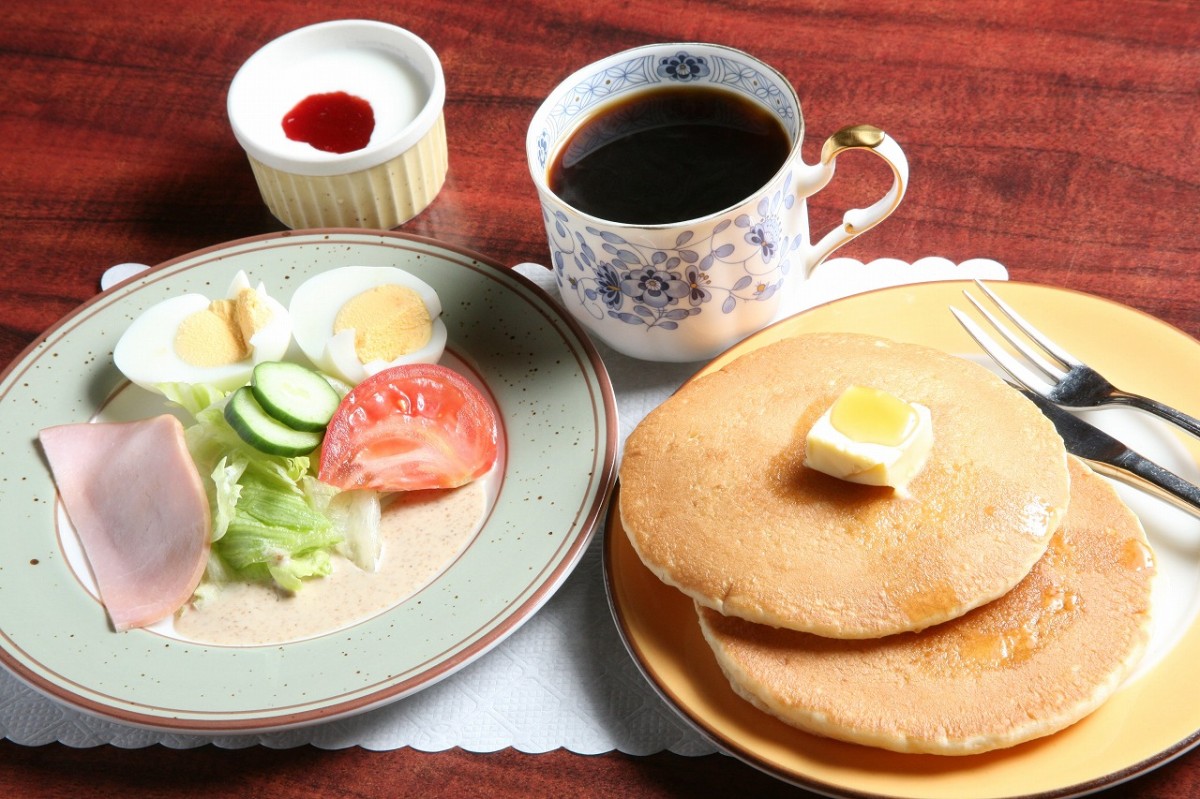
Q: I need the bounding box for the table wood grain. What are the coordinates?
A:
[2,0,1198,796]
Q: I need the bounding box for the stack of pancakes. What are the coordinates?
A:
[619,332,1156,755]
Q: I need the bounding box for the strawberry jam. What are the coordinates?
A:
[282,91,375,154]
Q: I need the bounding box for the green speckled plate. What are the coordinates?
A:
[0,230,618,732]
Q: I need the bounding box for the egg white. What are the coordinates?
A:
[113,271,292,393]
[288,265,446,386]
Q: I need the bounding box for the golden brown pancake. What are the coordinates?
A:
[697,457,1156,755]
[619,332,1071,637]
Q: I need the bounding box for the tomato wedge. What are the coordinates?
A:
[318,363,499,491]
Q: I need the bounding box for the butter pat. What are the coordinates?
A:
[805,385,933,493]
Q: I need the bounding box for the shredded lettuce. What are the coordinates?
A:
[305,476,382,573]
[157,380,382,594]
[210,455,246,543]
[161,381,228,418]
[331,490,383,573]
[217,472,342,592]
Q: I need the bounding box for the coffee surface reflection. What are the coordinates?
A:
[548,86,791,225]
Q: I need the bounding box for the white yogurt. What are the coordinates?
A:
[228,20,445,176]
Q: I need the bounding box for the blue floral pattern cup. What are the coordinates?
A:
[526,43,908,362]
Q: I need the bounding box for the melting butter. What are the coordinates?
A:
[830,385,917,445]
[805,385,933,493]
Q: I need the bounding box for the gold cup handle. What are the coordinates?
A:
[805,124,909,272]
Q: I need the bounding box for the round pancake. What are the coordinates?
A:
[697,456,1156,755]
[619,332,1071,637]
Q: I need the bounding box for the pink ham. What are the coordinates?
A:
[39,415,210,631]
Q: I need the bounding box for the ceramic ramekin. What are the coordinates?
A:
[228,20,447,229]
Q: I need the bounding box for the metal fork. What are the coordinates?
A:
[950,280,1200,440]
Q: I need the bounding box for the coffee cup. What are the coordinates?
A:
[526,43,908,362]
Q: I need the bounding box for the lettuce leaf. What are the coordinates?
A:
[218,473,341,592]
[304,476,382,573]
[159,381,228,418]
[210,455,246,543]
[159,380,383,594]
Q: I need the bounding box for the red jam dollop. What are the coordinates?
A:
[282,91,375,154]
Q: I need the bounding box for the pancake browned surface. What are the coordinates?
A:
[619,332,1071,637]
[697,457,1156,755]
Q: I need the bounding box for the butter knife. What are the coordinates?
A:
[1021,389,1200,518]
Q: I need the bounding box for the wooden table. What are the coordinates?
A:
[2,0,1198,796]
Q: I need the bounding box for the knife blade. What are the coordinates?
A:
[1019,388,1200,518]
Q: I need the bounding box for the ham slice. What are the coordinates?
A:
[39,415,210,631]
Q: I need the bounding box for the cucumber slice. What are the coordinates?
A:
[250,361,342,432]
[225,386,323,457]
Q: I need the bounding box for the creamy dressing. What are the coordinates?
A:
[173,481,486,646]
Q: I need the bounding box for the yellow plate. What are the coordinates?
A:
[604,280,1200,799]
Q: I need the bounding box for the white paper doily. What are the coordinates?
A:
[2,256,1006,751]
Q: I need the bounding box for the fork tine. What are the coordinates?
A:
[949,306,1059,397]
[971,280,1083,369]
[961,292,1066,381]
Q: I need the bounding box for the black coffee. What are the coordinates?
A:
[547,86,792,225]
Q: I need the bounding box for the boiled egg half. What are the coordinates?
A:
[289,265,446,386]
[804,385,933,495]
[114,271,292,393]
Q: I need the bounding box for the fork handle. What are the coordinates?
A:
[1090,451,1200,519]
[1114,392,1200,440]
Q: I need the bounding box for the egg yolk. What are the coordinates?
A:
[829,385,919,446]
[333,285,432,364]
[174,288,271,367]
